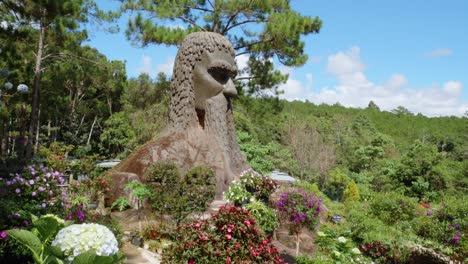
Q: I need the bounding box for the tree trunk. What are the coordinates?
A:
[26,24,46,159]
[87,115,97,145]
[34,108,40,154]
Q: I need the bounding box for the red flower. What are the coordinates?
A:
[243,220,251,227]
[188,259,195,264]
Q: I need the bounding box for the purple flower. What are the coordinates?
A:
[29,179,34,185]
[41,203,47,208]
[38,187,45,192]
[15,188,20,194]
[46,173,51,178]
[31,191,36,197]
[0,231,7,239]
[426,210,432,216]
[24,221,29,227]
[6,181,11,186]
[49,190,53,195]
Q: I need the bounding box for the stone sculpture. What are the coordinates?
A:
[107,32,247,205]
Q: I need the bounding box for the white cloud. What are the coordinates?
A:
[279,46,466,117]
[157,56,175,76]
[309,56,322,64]
[277,66,314,101]
[136,55,156,76]
[235,54,249,78]
[136,55,174,77]
[424,48,453,57]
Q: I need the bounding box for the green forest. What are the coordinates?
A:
[0,1,466,263]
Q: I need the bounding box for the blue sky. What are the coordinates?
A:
[85,0,468,117]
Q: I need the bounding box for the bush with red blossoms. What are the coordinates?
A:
[276,188,322,233]
[163,205,285,263]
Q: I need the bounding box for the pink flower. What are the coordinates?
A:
[29,180,34,185]
[226,257,232,263]
[15,188,20,193]
[1,231,7,238]
[194,222,201,228]
[226,234,232,240]
[31,192,36,197]
[243,220,251,227]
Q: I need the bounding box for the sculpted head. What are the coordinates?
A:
[169,32,237,130]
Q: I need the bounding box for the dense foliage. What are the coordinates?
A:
[163,205,284,263]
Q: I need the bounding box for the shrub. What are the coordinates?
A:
[143,160,180,185]
[0,165,66,224]
[163,206,284,263]
[239,169,279,201]
[276,188,322,233]
[343,180,360,204]
[314,228,367,263]
[415,197,467,261]
[225,180,253,206]
[368,191,418,225]
[183,165,216,213]
[147,162,216,223]
[245,200,279,234]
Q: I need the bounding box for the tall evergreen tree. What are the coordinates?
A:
[121,0,322,95]
[1,0,116,159]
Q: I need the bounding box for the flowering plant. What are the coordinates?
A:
[239,169,279,201]
[0,165,66,210]
[314,228,368,263]
[276,188,322,233]
[163,205,284,263]
[225,180,253,206]
[52,223,119,263]
[245,200,279,235]
[5,214,68,264]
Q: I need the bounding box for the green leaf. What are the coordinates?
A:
[72,251,96,264]
[47,245,65,258]
[35,217,60,242]
[5,229,42,258]
[72,251,119,264]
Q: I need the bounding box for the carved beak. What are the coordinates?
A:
[223,79,237,98]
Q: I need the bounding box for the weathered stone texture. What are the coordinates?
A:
[107,32,247,205]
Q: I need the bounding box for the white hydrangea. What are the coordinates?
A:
[52,223,119,263]
[17,83,28,93]
[4,82,12,90]
[337,236,347,243]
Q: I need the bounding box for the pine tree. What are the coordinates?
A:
[1,0,116,159]
[121,0,322,95]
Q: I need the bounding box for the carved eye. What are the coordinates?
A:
[208,67,231,84]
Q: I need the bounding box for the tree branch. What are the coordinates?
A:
[221,0,254,35]
[223,18,267,33]
[235,76,255,81]
[185,5,213,13]
[234,37,273,51]
[177,16,206,31]
[207,0,215,9]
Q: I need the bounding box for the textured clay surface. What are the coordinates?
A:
[106,32,247,205]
